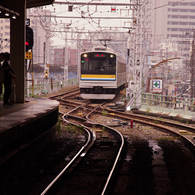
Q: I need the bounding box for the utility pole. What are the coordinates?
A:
[62,23,71,86]
[190,31,195,98]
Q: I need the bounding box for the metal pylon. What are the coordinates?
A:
[127,0,152,97]
[190,31,195,98]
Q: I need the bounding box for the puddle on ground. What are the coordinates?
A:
[124,154,132,161]
[148,139,171,194]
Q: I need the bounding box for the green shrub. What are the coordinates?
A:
[66,124,77,133]
[102,110,108,116]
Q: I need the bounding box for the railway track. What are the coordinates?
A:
[87,108,195,194]
[56,90,195,194]
[2,89,195,194]
[49,88,80,101]
[37,103,125,195]
[43,94,195,194]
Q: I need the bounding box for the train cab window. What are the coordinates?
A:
[108,62,115,70]
[81,52,116,74]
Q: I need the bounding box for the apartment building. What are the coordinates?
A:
[53,48,64,65]
[52,45,78,66]
[0,19,10,53]
[152,0,195,59]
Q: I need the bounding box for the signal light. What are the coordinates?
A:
[111,6,116,12]
[26,26,34,51]
[45,70,48,79]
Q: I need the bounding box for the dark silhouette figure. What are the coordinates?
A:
[0,53,5,96]
[3,52,16,106]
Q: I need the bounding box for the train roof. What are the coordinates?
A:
[81,47,119,54]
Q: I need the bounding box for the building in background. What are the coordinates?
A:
[151,0,195,57]
[67,45,77,66]
[150,0,195,81]
[52,45,78,66]
[53,48,64,65]
[27,8,51,65]
[0,19,10,53]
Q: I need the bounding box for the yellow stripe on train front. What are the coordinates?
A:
[81,74,115,79]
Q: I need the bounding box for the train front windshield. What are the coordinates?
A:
[81,52,116,75]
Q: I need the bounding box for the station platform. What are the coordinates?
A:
[0,97,59,165]
[139,105,195,120]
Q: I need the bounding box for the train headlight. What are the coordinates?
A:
[110,54,114,58]
[83,54,87,58]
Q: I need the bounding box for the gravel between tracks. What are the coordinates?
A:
[90,114,195,194]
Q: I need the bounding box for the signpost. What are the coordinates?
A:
[25,51,32,59]
[149,78,162,93]
[25,18,30,26]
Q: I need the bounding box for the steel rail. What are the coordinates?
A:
[99,106,195,151]
[101,106,195,131]
[86,105,125,195]
[49,88,80,100]
[50,103,125,195]
[100,124,124,195]
[40,105,96,195]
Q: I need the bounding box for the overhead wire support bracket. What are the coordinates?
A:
[28,15,135,19]
[54,2,141,6]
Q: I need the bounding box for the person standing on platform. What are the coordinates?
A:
[3,52,16,106]
[0,53,5,97]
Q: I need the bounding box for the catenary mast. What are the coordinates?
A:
[127,0,152,97]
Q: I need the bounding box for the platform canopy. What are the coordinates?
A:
[26,0,55,8]
[0,0,54,18]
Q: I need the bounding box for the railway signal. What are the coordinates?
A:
[111,6,116,12]
[26,26,34,51]
[45,70,48,79]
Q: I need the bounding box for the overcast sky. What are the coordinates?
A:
[44,0,133,45]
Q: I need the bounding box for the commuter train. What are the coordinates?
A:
[79,47,126,99]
